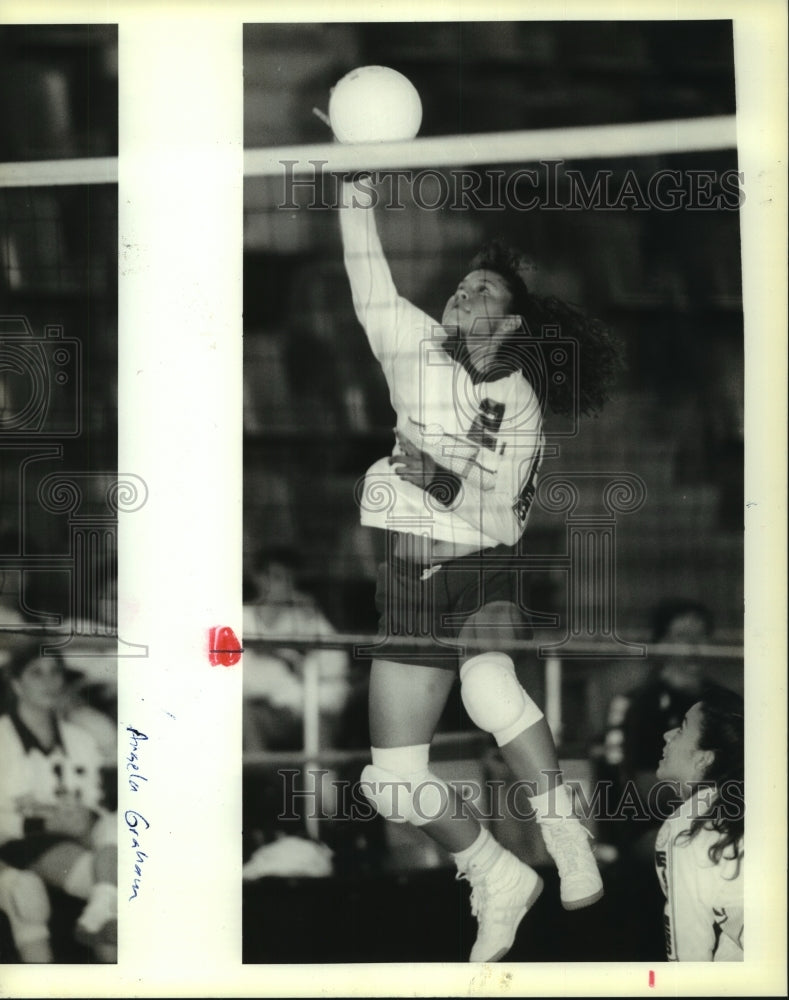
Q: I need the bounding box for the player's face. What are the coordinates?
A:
[12,656,66,712]
[255,561,294,605]
[656,702,712,790]
[442,270,517,369]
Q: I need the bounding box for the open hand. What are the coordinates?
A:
[389,431,438,488]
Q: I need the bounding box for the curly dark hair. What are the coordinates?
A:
[679,687,744,874]
[1,641,69,715]
[468,240,625,417]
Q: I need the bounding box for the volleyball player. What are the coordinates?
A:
[339,174,623,962]
[654,687,744,960]
[0,642,117,962]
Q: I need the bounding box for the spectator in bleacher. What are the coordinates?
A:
[0,532,117,763]
[602,598,724,851]
[0,640,117,963]
[242,545,351,753]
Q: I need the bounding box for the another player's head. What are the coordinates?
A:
[251,545,303,605]
[652,598,714,645]
[656,687,743,864]
[444,239,624,416]
[3,641,67,714]
[651,598,714,690]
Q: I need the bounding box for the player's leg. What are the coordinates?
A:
[459,600,562,795]
[365,656,475,852]
[364,542,481,853]
[0,862,53,963]
[32,838,117,960]
[74,841,117,959]
[363,656,542,962]
[459,600,604,911]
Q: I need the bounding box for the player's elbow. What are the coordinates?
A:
[502,526,523,548]
[488,516,522,548]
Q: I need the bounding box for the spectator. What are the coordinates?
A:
[604,599,723,848]
[0,640,117,963]
[242,546,351,753]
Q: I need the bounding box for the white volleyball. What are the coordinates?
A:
[329,65,423,144]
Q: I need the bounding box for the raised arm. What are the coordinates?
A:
[339,177,417,361]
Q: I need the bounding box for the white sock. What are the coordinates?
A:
[452,827,502,873]
[529,782,575,821]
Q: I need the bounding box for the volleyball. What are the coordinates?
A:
[329,66,423,144]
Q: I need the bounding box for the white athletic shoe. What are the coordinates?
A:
[458,850,544,963]
[539,820,604,911]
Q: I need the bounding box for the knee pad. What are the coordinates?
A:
[460,652,543,746]
[360,745,449,827]
[0,868,51,946]
[63,850,94,900]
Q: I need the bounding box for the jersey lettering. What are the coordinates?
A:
[467,398,505,451]
[663,912,674,959]
[513,443,542,522]
[655,848,668,894]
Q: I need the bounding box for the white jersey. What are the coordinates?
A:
[654,791,743,961]
[340,189,544,549]
[0,712,104,845]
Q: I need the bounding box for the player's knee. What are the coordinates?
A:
[360,745,449,827]
[0,868,51,944]
[460,652,543,746]
[482,600,522,629]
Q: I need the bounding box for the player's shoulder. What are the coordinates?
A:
[506,369,543,411]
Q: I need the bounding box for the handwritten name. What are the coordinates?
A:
[126,726,148,792]
[125,809,149,901]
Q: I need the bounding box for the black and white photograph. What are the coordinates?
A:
[0,24,120,965]
[241,18,750,967]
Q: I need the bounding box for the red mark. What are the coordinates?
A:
[648,970,655,988]
[208,626,243,666]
